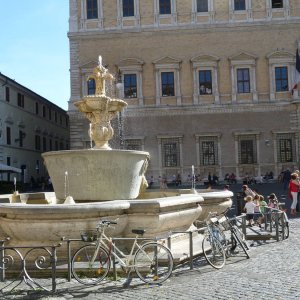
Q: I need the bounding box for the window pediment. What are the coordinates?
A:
[153,56,181,65]
[191,54,220,63]
[17,121,25,128]
[266,50,294,62]
[118,58,144,67]
[229,51,258,62]
[79,60,97,70]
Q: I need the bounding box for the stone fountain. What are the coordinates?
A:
[0,57,232,252]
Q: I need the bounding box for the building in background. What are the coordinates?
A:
[68,0,300,182]
[0,73,69,186]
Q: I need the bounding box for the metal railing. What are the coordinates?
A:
[0,237,61,294]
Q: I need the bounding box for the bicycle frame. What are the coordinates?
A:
[90,226,154,271]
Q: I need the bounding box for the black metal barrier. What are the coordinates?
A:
[0,238,60,294]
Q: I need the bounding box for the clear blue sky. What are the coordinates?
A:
[0,1,69,110]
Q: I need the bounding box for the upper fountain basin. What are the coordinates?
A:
[42,149,149,201]
[74,95,127,113]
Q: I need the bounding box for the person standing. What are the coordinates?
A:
[244,196,256,227]
[288,173,300,215]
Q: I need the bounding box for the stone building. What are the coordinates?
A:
[0,73,69,184]
[68,0,300,182]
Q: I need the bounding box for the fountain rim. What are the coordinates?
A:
[41,149,150,157]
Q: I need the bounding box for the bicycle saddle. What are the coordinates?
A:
[132,229,145,235]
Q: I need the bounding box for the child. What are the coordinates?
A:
[244,195,257,227]
[257,195,267,228]
[268,193,279,209]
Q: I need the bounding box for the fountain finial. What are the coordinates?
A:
[87,56,114,96]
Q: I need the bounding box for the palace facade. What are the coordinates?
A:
[0,73,69,184]
[68,0,300,182]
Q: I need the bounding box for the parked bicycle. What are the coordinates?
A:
[220,209,250,258]
[71,220,174,285]
[201,212,226,269]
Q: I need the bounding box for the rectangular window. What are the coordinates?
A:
[275,66,288,92]
[87,79,96,95]
[55,112,58,123]
[86,0,98,19]
[272,0,283,9]
[43,137,47,152]
[49,139,53,151]
[240,140,254,164]
[159,0,171,14]
[6,127,11,145]
[19,130,24,147]
[234,0,246,10]
[55,140,59,151]
[5,87,10,102]
[200,140,217,165]
[35,102,39,115]
[124,139,142,151]
[277,133,295,163]
[199,70,212,95]
[197,0,208,12]
[237,68,250,93]
[60,141,64,150]
[161,72,175,96]
[35,135,41,151]
[124,74,137,98]
[49,108,52,120]
[123,0,134,17]
[279,139,293,162]
[43,106,46,117]
[17,93,25,108]
[162,138,180,168]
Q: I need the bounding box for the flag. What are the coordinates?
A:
[291,49,300,95]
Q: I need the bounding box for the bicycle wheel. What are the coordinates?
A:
[231,228,250,259]
[202,234,226,269]
[134,242,173,284]
[72,244,110,285]
[277,221,289,240]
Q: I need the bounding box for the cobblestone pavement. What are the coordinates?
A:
[1,217,300,300]
[1,182,299,300]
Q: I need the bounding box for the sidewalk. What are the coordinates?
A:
[1,216,300,300]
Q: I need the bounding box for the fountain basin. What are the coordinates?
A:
[42,149,149,201]
[0,193,203,244]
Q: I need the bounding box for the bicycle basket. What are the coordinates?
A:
[80,230,98,242]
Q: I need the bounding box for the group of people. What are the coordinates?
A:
[242,184,282,227]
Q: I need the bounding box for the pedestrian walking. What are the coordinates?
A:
[288,172,300,215]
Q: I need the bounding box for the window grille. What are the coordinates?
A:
[124,139,142,151]
[199,137,218,166]
[277,133,295,163]
[238,135,257,164]
[162,138,180,167]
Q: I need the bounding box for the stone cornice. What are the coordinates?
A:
[68,19,300,40]
[123,102,292,117]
